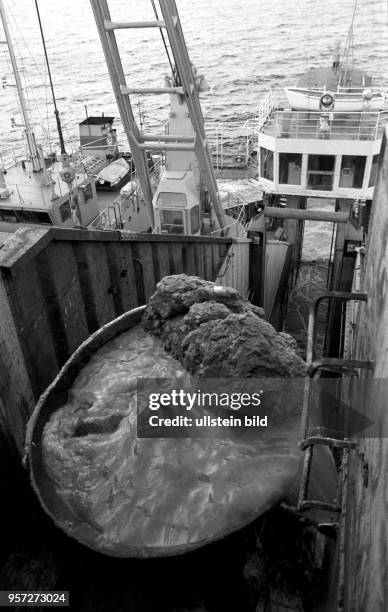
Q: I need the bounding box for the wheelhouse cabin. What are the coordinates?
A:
[257,66,388,200]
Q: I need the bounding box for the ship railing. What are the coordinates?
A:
[211,193,250,238]
[88,206,120,231]
[243,90,291,138]
[0,147,26,170]
[1,180,66,208]
[336,85,388,94]
[207,120,255,170]
[214,203,251,297]
[257,90,278,132]
[260,109,388,140]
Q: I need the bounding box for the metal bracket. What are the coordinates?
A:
[307,357,373,378]
[300,436,358,451]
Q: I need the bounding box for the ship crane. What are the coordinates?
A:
[90,0,227,234]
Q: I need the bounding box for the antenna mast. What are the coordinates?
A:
[34,0,66,156]
[0,0,42,171]
[341,0,358,88]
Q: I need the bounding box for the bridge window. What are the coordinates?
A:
[307,155,335,190]
[0,208,52,225]
[60,200,71,223]
[82,182,93,202]
[260,147,274,181]
[156,192,187,207]
[160,209,184,234]
[190,205,200,234]
[339,156,366,189]
[368,154,380,187]
[0,208,17,223]
[279,153,302,185]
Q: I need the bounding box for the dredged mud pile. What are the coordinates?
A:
[41,275,307,557]
[143,275,306,378]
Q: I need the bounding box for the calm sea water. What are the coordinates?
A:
[1,0,387,257]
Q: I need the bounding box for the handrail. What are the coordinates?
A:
[259,107,388,140]
[87,207,114,230]
[210,193,249,237]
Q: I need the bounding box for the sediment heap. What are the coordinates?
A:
[143,274,306,378]
[33,274,308,558]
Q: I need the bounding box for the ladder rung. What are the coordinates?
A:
[120,85,184,96]
[317,522,339,538]
[142,133,195,144]
[104,20,166,30]
[299,500,342,513]
[137,142,195,152]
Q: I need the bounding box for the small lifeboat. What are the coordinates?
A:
[95,157,132,191]
[285,86,386,112]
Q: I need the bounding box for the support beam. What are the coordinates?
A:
[142,133,194,143]
[104,19,166,30]
[137,142,195,152]
[264,207,349,223]
[120,85,184,95]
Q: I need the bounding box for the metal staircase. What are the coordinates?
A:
[90,0,226,230]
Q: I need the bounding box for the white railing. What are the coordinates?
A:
[2,178,67,207]
[0,146,26,170]
[260,109,388,141]
[336,86,388,96]
[211,192,250,238]
[256,90,278,132]
[208,120,255,170]
[88,206,120,231]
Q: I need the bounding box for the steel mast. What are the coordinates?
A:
[0,0,42,171]
[34,0,67,157]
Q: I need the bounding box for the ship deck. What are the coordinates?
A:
[1,160,118,219]
[2,162,75,210]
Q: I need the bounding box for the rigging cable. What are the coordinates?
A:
[341,0,358,87]
[34,0,66,155]
[150,0,177,83]
[6,1,51,146]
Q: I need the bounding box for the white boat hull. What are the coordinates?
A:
[285,87,386,112]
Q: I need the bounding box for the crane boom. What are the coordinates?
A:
[90,0,155,226]
[90,0,226,231]
[157,0,226,229]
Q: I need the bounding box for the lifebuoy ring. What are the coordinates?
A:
[320,92,335,109]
